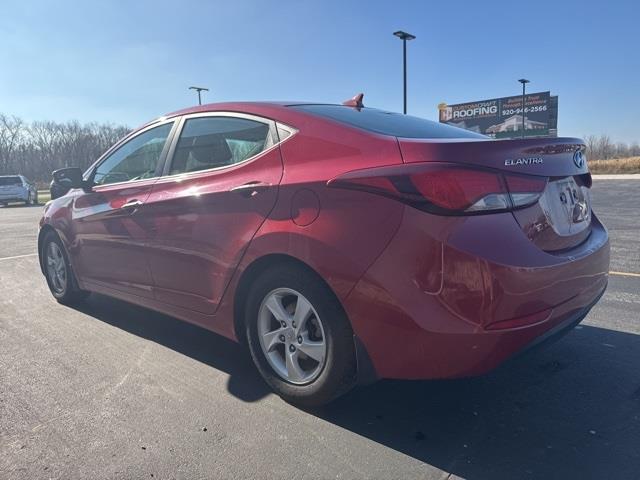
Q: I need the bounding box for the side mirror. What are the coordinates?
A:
[50,167,86,200]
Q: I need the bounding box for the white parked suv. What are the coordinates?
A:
[0,175,38,206]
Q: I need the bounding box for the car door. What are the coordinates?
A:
[143,113,284,314]
[70,121,176,298]
[22,176,36,201]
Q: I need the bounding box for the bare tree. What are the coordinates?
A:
[0,114,130,183]
[585,134,599,160]
[615,142,629,159]
[596,134,614,160]
[584,134,638,160]
[0,115,25,173]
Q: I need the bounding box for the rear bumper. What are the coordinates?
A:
[0,192,28,202]
[513,284,606,360]
[344,206,610,380]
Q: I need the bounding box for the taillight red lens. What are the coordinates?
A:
[410,167,506,211]
[328,163,547,215]
[503,174,546,193]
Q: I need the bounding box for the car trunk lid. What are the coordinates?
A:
[397,137,592,252]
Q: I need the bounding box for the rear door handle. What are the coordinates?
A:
[230,182,271,197]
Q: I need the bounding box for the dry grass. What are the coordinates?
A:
[37,190,51,203]
[589,157,640,174]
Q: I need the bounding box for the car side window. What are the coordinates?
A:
[93,123,173,185]
[170,117,270,175]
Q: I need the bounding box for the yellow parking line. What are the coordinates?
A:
[610,271,640,278]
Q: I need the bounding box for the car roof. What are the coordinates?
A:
[130,101,344,134]
[164,101,331,118]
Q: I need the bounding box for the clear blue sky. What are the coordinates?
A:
[1,0,638,143]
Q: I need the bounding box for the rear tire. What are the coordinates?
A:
[42,231,90,305]
[245,263,357,408]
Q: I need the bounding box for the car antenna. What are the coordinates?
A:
[342,93,364,110]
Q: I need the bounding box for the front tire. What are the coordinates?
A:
[245,264,357,408]
[42,231,89,305]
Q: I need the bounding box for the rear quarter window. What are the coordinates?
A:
[290,104,486,139]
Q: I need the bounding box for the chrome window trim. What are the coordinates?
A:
[90,176,163,190]
[158,111,298,181]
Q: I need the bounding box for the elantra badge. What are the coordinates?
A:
[504,157,543,167]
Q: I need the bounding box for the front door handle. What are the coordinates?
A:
[121,199,144,211]
[230,182,271,197]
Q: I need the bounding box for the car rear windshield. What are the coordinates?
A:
[0,176,22,186]
[290,105,487,139]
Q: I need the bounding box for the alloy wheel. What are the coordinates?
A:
[46,242,67,295]
[257,288,327,385]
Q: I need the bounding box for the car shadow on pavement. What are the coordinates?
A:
[75,293,271,403]
[76,294,640,479]
[319,324,640,479]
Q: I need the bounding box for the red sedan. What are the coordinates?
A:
[39,98,609,406]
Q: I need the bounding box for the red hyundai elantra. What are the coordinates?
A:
[39,97,609,406]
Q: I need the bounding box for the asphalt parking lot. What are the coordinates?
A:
[1,180,639,480]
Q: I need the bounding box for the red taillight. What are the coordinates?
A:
[410,167,505,211]
[327,163,547,215]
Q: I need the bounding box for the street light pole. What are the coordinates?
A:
[393,31,416,114]
[189,86,209,105]
[518,78,530,139]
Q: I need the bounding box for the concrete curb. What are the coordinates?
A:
[592,174,640,180]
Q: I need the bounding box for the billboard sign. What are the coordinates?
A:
[439,91,556,139]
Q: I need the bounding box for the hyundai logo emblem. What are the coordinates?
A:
[573,150,586,168]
